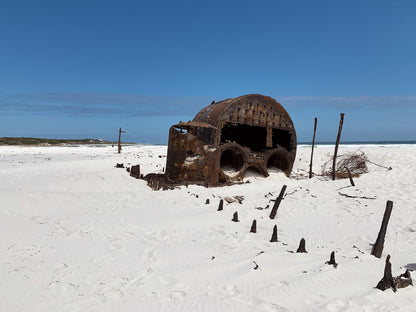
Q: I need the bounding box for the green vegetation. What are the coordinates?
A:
[0,137,116,146]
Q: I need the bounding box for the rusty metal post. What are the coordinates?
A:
[309,117,317,179]
[332,113,345,180]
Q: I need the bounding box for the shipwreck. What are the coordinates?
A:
[143,94,297,189]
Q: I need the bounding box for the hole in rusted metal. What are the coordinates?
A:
[220,148,245,176]
[267,152,289,173]
[272,129,292,151]
[221,123,267,152]
[173,125,189,134]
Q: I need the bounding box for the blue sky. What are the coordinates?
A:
[1,0,415,143]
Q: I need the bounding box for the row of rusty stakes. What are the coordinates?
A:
[220,183,287,221]
[219,196,340,267]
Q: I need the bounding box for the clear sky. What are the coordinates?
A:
[1,0,415,143]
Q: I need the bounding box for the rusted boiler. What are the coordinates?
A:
[143,94,297,189]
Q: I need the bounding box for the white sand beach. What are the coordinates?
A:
[1,144,415,312]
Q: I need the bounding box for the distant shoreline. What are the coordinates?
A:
[0,137,118,146]
[1,137,415,147]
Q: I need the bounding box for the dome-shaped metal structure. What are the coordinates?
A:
[144,94,297,189]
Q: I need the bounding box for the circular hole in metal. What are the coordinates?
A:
[220,148,244,177]
[267,152,289,173]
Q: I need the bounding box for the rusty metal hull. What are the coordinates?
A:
[144,94,297,189]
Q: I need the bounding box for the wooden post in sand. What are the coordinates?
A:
[376,255,413,291]
[371,201,393,258]
[309,117,317,179]
[326,251,338,268]
[250,219,257,233]
[118,128,126,154]
[296,238,307,253]
[332,113,345,180]
[232,211,239,222]
[217,199,224,211]
[376,255,394,291]
[270,225,278,242]
[269,185,287,219]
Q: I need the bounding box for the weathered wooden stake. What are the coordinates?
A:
[376,255,394,291]
[347,168,355,186]
[232,211,239,222]
[130,165,140,178]
[250,219,257,233]
[309,117,317,179]
[269,185,287,219]
[376,255,413,291]
[270,225,278,242]
[332,113,345,180]
[117,127,126,154]
[296,238,307,253]
[217,199,224,211]
[326,251,338,268]
[371,200,393,258]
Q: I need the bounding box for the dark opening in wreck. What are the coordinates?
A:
[143,94,297,190]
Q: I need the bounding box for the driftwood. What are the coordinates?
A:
[270,225,278,242]
[346,168,355,186]
[269,185,287,219]
[393,270,413,290]
[338,192,376,200]
[296,238,307,253]
[224,196,245,204]
[250,219,257,233]
[376,255,413,292]
[232,211,239,222]
[323,151,369,179]
[325,251,338,268]
[309,117,317,179]
[332,113,345,180]
[217,199,224,211]
[371,201,393,258]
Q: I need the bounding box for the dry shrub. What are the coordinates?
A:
[322,151,368,179]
